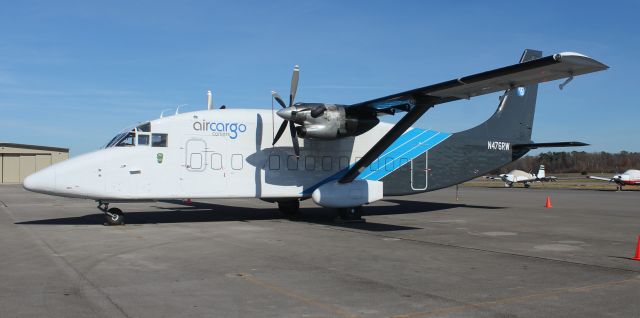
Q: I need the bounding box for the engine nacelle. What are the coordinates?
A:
[311,180,384,208]
[293,104,379,140]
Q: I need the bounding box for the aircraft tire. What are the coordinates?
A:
[524,183,530,188]
[278,200,300,218]
[105,207,124,226]
[337,206,363,221]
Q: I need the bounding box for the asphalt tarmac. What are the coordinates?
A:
[0,184,638,317]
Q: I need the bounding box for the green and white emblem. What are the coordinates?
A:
[156,153,164,163]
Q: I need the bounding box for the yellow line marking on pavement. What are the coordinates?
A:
[392,277,640,318]
[235,273,359,318]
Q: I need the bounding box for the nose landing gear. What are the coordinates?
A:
[97,201,125,226]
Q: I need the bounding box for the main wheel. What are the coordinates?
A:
[105,207,124,226]
[337,206,363,221]
[278,200,300,218]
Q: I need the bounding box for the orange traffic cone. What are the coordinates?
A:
[632,235,640,261]
[545,196,552,208]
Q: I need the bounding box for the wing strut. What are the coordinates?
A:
[338,96,439,184]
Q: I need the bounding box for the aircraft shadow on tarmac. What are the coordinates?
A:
[15,199,504,232]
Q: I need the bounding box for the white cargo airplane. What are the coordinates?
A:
[23,50,608,225]
[485,165,560,188]
[587,170,640,191]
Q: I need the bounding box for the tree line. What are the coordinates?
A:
[491,151,640,174]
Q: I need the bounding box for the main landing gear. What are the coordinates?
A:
[276,200,365,223]
[98,201,124,226]
[277,200,300,218]
[336,206,365,223]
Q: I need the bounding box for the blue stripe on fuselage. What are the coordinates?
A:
[301,128,451,194]
[357,128,450,181]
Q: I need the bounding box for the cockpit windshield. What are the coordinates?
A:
[103,122,167,148]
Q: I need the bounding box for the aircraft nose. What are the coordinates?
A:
[23,166,57,194]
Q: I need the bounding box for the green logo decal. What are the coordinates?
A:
[156,153,164,163]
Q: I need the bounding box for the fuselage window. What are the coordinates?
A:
[339,156,349,170]
[287,155,298,170]
[322,156,332,171]
[211,153,223,170]
[116,132,135,147]
[137,134,149,146]
[269,155,280,170]
[305,156,315,171]
[231,154,243,170]
[399,158,409,169]
[152,133,168,147]
[385,157,394,171]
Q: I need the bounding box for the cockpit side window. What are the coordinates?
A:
[137,134,150,146]
[116,132,136,147]
[152,133,168,147]
[137,122,151,132]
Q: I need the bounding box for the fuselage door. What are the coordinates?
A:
[411,151,428,190]
[186,139,207,171]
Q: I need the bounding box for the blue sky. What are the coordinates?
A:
[1,1,638,156]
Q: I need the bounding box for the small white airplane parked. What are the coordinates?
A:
[485,165,558,188]
[22,50,607,225]
[587,170,640,191]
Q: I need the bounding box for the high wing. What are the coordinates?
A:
[484,175,507,181]
[587,176,614,182]
[338,51,608,183]
[348,52,608,116]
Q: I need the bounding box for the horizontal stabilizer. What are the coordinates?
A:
[512,141,588,150]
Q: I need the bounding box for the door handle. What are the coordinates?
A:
[129,170,141,175]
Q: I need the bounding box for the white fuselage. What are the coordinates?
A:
[24,109,404,200]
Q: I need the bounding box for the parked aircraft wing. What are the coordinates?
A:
[587,176,614,182]
[348,52,608,115]
[338,51,607,183]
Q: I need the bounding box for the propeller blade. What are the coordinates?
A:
[310,105,326,118]
[289,121,300,158]
[271,91,287,108]
[289,65,299,107]
[273,120,288,145]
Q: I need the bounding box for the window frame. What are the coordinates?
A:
[151,133,168,147]
[231,154,243,170]
[269,155,280,170]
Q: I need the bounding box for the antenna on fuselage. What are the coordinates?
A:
[160,108,172,118]
[175,104,186,115]
[207,90,213,110]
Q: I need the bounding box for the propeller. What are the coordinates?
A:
[272,65,301,158]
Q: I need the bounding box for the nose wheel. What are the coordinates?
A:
[97,201,125,226]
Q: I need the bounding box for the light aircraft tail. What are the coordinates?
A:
[536,165,545,178]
